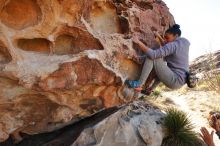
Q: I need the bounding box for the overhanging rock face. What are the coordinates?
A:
[0,0,174,142]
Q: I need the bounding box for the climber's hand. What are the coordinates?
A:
[200,127,215,146]
[132,35,140,44]
[132,53,139,62]
[153,31,166,45]
[153,31,160,38]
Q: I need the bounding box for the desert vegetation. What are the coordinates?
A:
[162,108,203,146]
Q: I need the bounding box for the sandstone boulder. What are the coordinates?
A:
[0,0,174,142]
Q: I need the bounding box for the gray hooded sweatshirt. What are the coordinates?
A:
[146,37,190,84]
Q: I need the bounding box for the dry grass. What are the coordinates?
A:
[200,73,220,93]
[197,52,220,93]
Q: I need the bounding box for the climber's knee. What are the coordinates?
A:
[153,58,164,63]
[153,58,166,69]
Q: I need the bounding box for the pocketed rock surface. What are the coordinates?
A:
[0,0,174,142]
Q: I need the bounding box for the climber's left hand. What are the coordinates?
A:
[132,35,140,44]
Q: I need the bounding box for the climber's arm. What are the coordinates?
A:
[132,36,150,53]
[133,36,177,59]
[134,40,150,53]
[146,42,177,59]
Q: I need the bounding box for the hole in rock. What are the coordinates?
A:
[122,11,129,17]
[113,0,126,3]
[54,33,104,55]
[90,1,123,34]
[0,41,12,63]
[114,3,127,15]
[118,16,130,34]
[17,38,50,53]
[0,0,42,30]
[54,35,73,55]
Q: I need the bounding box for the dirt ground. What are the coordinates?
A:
[148,86,220,146]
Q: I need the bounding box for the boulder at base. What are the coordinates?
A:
[72,101,165,146]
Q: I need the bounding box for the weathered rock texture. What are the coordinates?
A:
[0,0,174,142]
[190,50,220,73]
[72,101,165,146]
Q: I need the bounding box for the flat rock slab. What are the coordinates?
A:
[72,101,165,146]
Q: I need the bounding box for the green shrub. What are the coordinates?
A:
[162,108,202,146]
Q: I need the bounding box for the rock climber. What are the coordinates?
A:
[126,24,190,95]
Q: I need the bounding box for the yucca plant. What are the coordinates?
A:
[162,108,202,146]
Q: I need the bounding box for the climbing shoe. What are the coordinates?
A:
[125,80,141,88]
[140,88,153,96]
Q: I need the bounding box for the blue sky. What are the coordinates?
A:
[164,0,220,61]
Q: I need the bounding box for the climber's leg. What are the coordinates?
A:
[125,57,153,88]
[150,78,161,89]
[139,57,154,86]
[140,77,161,95]
[153,58,182,89]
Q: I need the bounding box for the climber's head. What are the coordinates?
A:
[165,24,181,43]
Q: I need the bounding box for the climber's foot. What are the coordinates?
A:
[134,87,143,92]
[125,80,141,88]
[141,88,153,96]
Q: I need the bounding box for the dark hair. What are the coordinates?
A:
[166,24,181,36]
